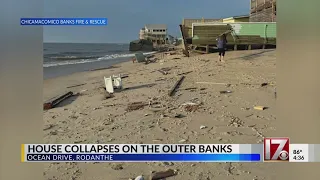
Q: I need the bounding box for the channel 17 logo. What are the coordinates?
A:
[264,138,289,161]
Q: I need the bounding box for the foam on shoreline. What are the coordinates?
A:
[43,51,156,68]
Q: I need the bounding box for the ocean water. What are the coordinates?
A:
[44,43,154,79]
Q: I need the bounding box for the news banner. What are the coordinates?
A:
[21,138,320,163]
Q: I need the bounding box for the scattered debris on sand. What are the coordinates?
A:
[126,102,148,111]
[43,47,277,179]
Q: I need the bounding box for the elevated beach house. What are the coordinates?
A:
[139,24,167,45]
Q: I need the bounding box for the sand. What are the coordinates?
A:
[43,48,277,180]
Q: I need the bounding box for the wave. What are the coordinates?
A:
[49,56,102,60]
[43,51,156,68]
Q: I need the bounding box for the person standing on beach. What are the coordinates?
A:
[216,34,227,62]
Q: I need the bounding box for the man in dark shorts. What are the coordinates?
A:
[216,34,227,62]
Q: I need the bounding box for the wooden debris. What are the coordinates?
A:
[184,87,197,91]
[254,106,267,110]
[121,74,129,79]
[43,91,74,110]
[155,78,166,82]
[177,71,193,75]
[43,124,55,131]
[184,104,200,112]
[111,164,123,170]
[150,169,176,180]
[168,76,185,96]
[181,101,202,112]
[196,82,229,86]
[67,83,86,88]
[200,125,207,129]
[152,139,163,142]
[126,102,148,111]
[158,69,168,75]
[220,90,232,94]
[173,114,185,118]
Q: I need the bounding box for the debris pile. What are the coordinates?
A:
[180,98,202,112]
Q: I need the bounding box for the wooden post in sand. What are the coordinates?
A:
[168,76,185,96]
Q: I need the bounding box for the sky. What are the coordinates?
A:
[44,0,250,43]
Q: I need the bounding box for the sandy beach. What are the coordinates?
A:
[43,48,277,180]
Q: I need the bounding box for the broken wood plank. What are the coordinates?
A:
[150,169,176,180]
[67,83,86,88]
[158,69,168,75]
[184,87,197,90]
[168,76,185,96]
[43,91,74,110]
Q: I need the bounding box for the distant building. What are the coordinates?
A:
[250,0,276,22]
[139,24,167,45]
[223,15,249,23]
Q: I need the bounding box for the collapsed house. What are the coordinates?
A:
[179,20,276,54]
[190,22,276,48]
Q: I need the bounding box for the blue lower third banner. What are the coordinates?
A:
[24,154,260,162]
[20,18,107,26]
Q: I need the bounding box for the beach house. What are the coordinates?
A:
[139,24,167,45]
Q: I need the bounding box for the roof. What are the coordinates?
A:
[223,15,249,20]
[145,24,167,29]
[233,15,249,19]
[183,18,222,27]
